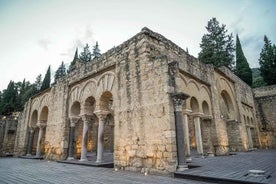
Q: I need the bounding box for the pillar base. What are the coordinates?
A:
[177,164,188,171]
[186,157,192,161]
[26,154,32,156]
[67,157,74,160]
[96,159,103,163]
[79,158,88,162]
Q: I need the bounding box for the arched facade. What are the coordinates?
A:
[15,27,261,174]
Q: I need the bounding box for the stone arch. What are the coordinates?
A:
[220,90,235,120]
[39,106,49,123]
[80,79,97,103]
[187,80,200,91]
[243,115,247,124]
[82,96,96,116]
[190,97,199,113]
[98,91,113,111]
[218,77,235,98]
[96,72,115,97]
[69,85,82,107]
[30,110,38,127]
[202,101,210,115]
[179,73,188,87]
[199,85,211,100]
[40,93,51,108]
[70,101,81,117]
[31,99,40,113]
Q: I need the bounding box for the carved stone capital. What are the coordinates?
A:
[37,120,47,128]
[29,127,35,133]
[183,109,192,115]
[191,112,204,118]
[94,110,110,122]
[171,92,189,112]
[70,116,80,127]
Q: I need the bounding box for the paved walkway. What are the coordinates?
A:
[175,149,276,184]
[0,158,206,184]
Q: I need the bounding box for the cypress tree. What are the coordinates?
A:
[235,34,252,86]
[92,41,101,59]
[68,48,78,73]
[259,35,276,85]
[54,61,66,83]
[198,17,235,70]
[80,44,91,62]
[40,65,51,91]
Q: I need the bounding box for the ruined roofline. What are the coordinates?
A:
[89,27,196,64]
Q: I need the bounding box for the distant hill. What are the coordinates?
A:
[252,68,266,88]
[252,68,261,78]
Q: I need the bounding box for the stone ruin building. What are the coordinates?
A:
[9,27,274,174]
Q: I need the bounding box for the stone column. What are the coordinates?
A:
[247,127,253,149]
[171,92,189,171]
[110,124,114,153]
[193,113,204,155]
[67,117,78,160]
[36,122,46,157]
[80,115,89,161]
[95,110,109,163]
[183,109,192,160]
[26,128,35,156]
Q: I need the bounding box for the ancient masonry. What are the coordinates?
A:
[254,85,276,148]
[0,114,18,157]
[13,27,264,174]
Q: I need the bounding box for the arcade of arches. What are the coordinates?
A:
[14,27,262,174]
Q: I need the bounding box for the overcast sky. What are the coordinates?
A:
[0,0,275,91]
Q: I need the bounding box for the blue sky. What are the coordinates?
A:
[0,0,275,90]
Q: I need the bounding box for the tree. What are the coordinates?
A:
[198,17,235,70]
[92,41,101,59]
[40,65,51,91]
[80,44,91,62]
[235,34,252,86]
[259,35,276,85]
[68,48,78,72]
[54,61,66,84]
[0,81,18,115]
[34,74,42,92]
[252,76,266,88]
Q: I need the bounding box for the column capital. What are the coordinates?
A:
[94,110,110,121]
[70,116,80,127]
[191,112,204,118]
[171,92,189,112]
[37,120,46,128]
[201,114,213,120]
[80,114,91,122]
[183,109,192,114]
[28,126,35,132]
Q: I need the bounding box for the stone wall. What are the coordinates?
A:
[142,27,259,155]
[254,85,276,148]
[0,114,18,156]
[14,101,31,155]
